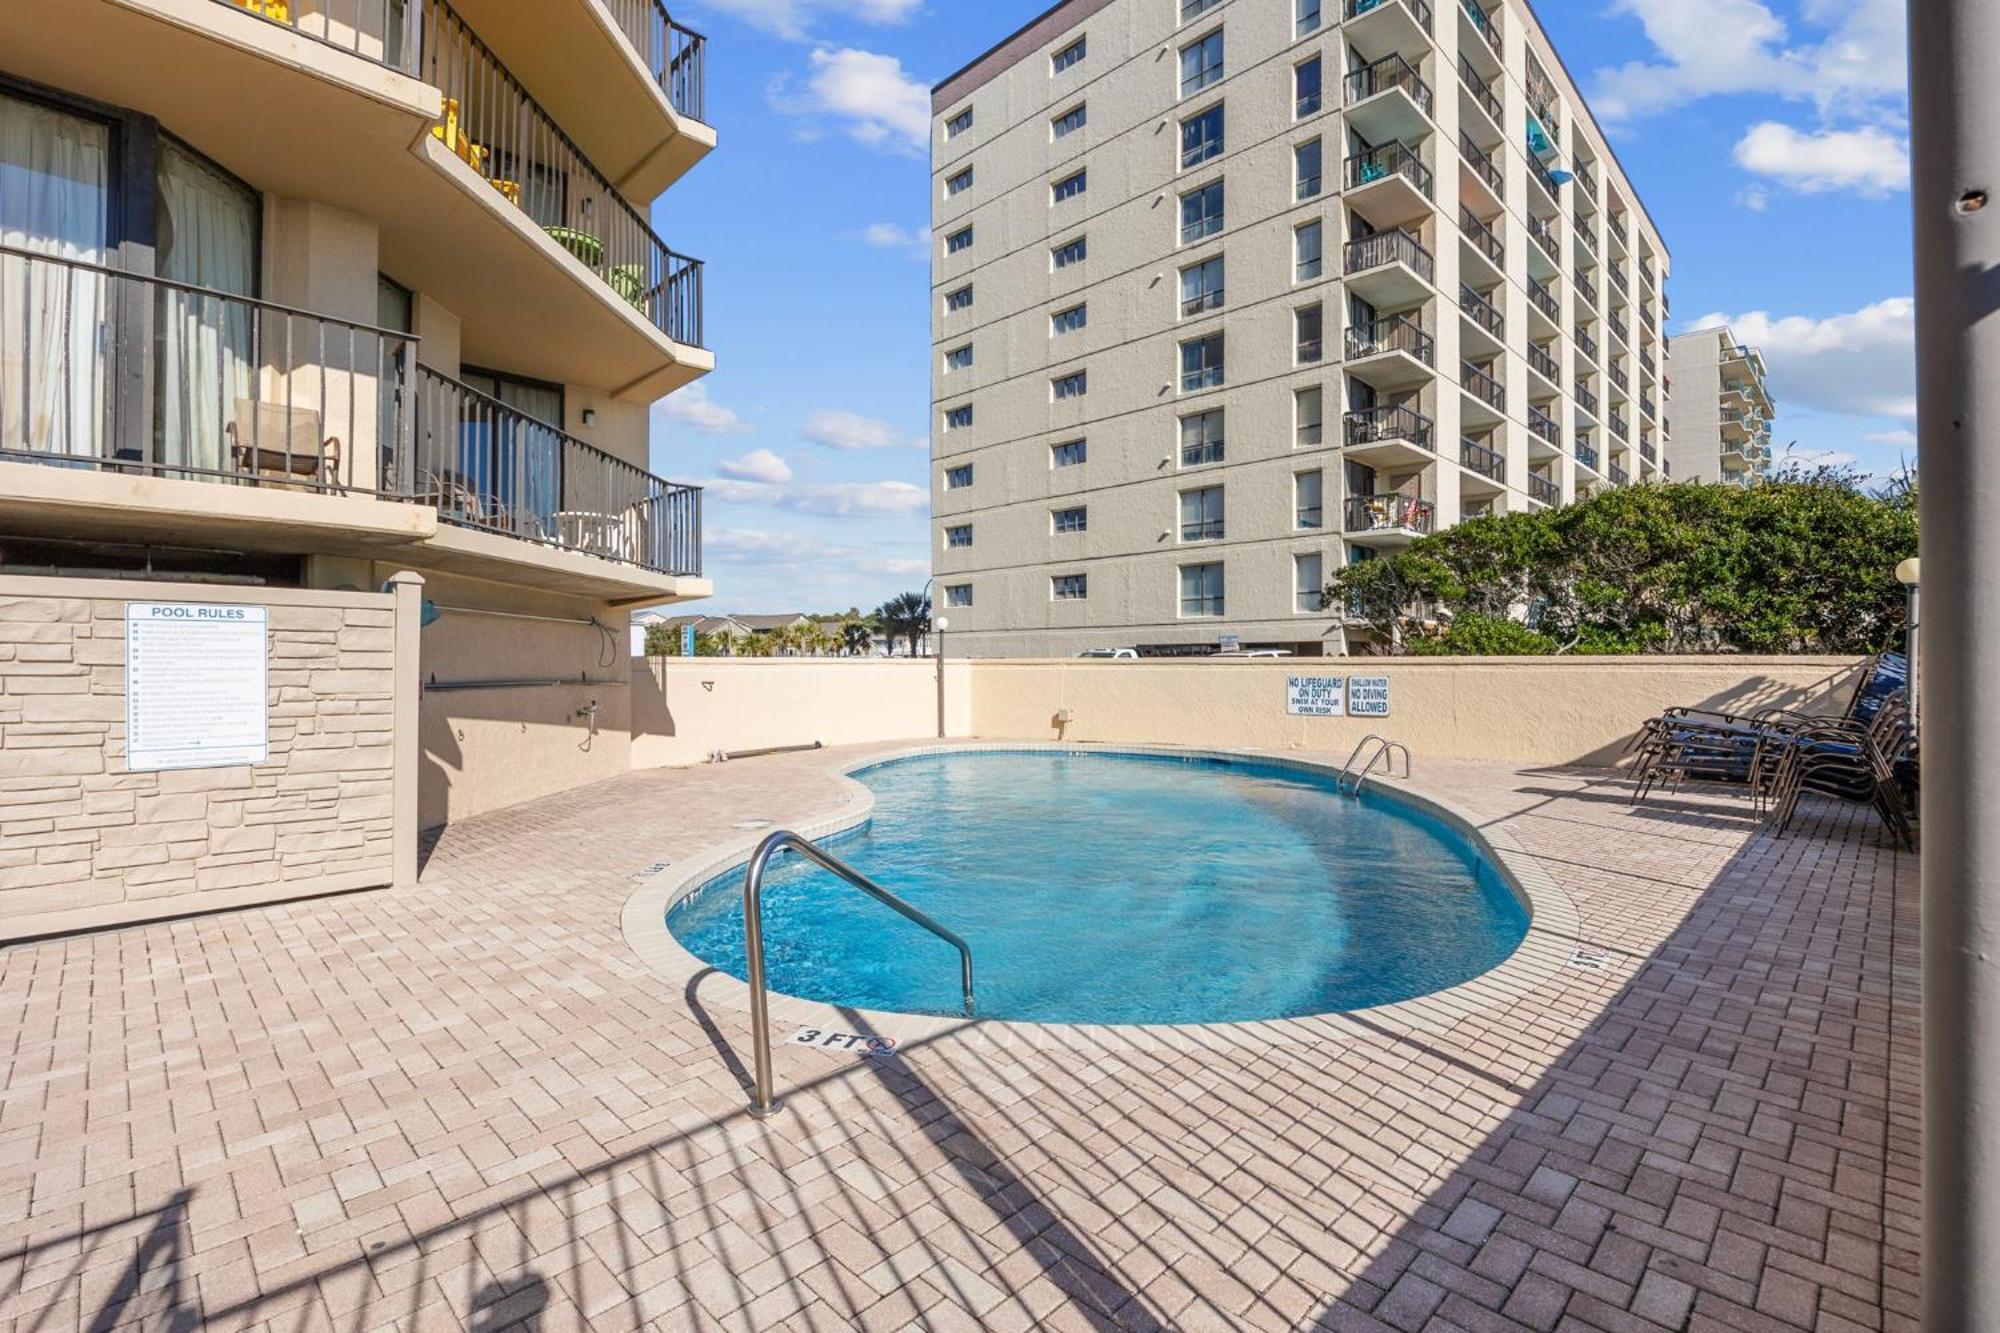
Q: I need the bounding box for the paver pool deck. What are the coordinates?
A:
[0,745,1918,1331]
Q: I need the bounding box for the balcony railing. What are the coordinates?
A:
[1609,264,1631,295]
[1609,461,1630,486]
[1346,493,1435,535]
[1527,213,1558,260]
[1575,323,1598,360]
[1346,55,1433,117]
[1640,440,1658,464]
[1576,438,1600,471]
[1346,142,1434,198]
[211,0,417,71]
[1608,319,1629,348]
[1575,161,1598,202]
[1347,0,1434,30]
[1459,0,1501,51]
[1527,342,1560,386]
[1457,58,1501,125]
[1641,350,1658,377]
[1346,230,1435,283]
[1461,206,1504,268]
[1577,272,1598,309]
[1346,314,1435,366]
[1462,360,1504,411]
[1460,134,1503,198]
[1641,395,1658,420]
[1528,153,1561,202]
[1460,437,1504,481]
[1576,224,1598,257]
[0,246,701,576]
[1577,385,1599,417]
[1345,404,1435,452]
[1460,284,1502,339]
[416,0,705,348]
[1527,474,1558,505]
[1610,412,1631,440]
[1528,405,1559,445]
[1609,362,1629,392]
[602,0,709,121]
[1527,278,1559,322]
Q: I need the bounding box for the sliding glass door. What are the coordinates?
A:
[153,139,257,477]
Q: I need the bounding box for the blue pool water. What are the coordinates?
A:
[666,752,1529,1025]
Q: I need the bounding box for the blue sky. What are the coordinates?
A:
[649,0,1914,615]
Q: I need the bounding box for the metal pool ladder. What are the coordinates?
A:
[1338,735,1412,796]
[740,830,976,1118]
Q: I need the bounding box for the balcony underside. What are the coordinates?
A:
[0,462,710,603]
[1346,175,1433,231]
[1347,260,1431,310]
[1345,437,1434,470]
[1346,90,1429,147]
[6,0,711,403]
[1459,460,1506,495]
[1347,348,1434,392]
[1345,2,1431,63]
[1343,525,1425,550]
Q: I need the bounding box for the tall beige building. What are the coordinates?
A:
[1665,327,1775,486]
[930,0,1671,657]
[1,0,714,827]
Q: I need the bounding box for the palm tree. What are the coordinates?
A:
[841,618,875,657]
[743,630,776,658]
[875,592,931,657]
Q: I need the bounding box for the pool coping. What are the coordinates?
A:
[619,743,1584,1055]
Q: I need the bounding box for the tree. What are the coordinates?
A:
[875,592,932,657]
[841,618,876,657]
[641,622,679,657]
[1328,470,1918,656]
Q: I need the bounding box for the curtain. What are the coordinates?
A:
[154,139,257,477]
[459,369,563,537]
[0,92,109,459]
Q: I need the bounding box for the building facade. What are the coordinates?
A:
[1665,327,1775,486]
[929,0,1672,657]
[0,0,714,827]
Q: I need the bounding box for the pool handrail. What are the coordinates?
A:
[1339,735,1412,795]
[741,829,976,1117]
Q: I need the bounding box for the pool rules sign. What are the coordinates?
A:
[125,603,269,772]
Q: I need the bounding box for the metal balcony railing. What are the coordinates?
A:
[1528,213,1558,261]
[1528,405,1560,444]
[416,0,705,348]
[1460,134,1503,198]
[1347,0,1434,30]
[1346,230,1435,283]
[1641,349,1658,377]
[1461,284,1503,339]
[1529,153,1561,202]
[1608,319,1629,348]
[1575,323,1598,360]
[1528,278,1560,323]
[1609,362,1630,392]
[0,245,701,576]
[1609,461,1630,486]
[1575,438,1600,471]
[1610,412,1631,440]
[1641,395,1658,420]
[1346,493,1435,534]
[1577,385,1599,417]
[1462,360,1505,411]
[1528,342,1560,386]
[1346,314,1435,366]
[1577,224,1598,257]
[1609,265,1631,297]
[1344,404,1435,452]
[1346,55,1433,117]
[1346,142,1433,198]
[1457,57,1501,125]
[1460,206,1503,270]
[1575,161,1598,202]
[1578,272,1598,309]
[1640,440,1658,463]
[1528,474,1558,505]
[1459,0,1500,51]
[1460,437,1504,481]
[600,0,708,120]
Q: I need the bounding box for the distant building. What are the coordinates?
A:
[1665,328,1775,486]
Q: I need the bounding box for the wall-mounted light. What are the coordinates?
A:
[582,408,597,427]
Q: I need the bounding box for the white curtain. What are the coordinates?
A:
[0,92,109,459]
[155,139,257,476]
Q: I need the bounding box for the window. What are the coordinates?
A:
[1180,181,1224,242]
[1052,370,1088,400]
[1180,410,1224,466]
[1295,470,1324,529]
[1180,485,1224,541]
[946,285,974,312]
[1181,31,1225,96]
[1295,138,1322,200]
[944,404,973,430]
[1294,552,1325,613]
[1181,562,1225,617]
[945,167,973,197]
[1296,57,1322,117]
[1053,104,1087,139]
[1296,304,1324,363]
[1053,236,1088,268]
[944,464,974,489]
[1180,256,1224,316]
[1052,36,1086,73]
[1182,0,1221,18]
[945,524,973,549]
[1051,303,1088,334]
[1053,170,1088,202]
[945,108,973,138]
[1296,0,1321,36]
[1181,333,1225,391]
[1295,220,1323,281]
[1053,573,1089,601]
[1181,105,1224,168]
[1296,386,1324,446]
[945,584,974,608]
[1053,506,1088,534]
[946,226,973,254]
[1053,439,1088,467]
[944,345,973,372]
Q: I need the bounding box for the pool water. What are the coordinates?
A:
[666,752,1529,1025]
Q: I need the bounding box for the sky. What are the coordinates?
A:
[646,0,1915,616]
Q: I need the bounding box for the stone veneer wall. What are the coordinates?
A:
[0,576,411,939]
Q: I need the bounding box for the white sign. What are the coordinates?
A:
[1218,634,1241,655]
[125,603,269,772]
[1286,675,1346,717]
[786,1027,900,1058]
[1349,676,1392,717]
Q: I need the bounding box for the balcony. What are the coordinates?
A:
[1609,461,1630,486]
[1577,385,1600,419]
[1345,493,1435,547]
[1344,404,1436,467]
[1460,135,1503,209]
[1609,362,1630,393]
[1641,395,1658,421]
[1610,412,1631,441]
[1346,315,1436,389]
[1461,361,1505,424]
[1527,342,1562,390]
[1641,440,1658,464]
[1345,231,1435,307]
[1641,349,1658,377]
[1528,154,1562,211]
[1345,55,1433,143]
[0,247,704,596]
[1576,438,1600,472]
[1528,405,1560,446]
[1457,58,1502,133]
[1458,0,1501,61]
[1576,224,1599,259]
[1460,285,1504,355]
[1460,207,1504,281]
[1527,279,1560,336]
[1460,437,1505,486]
[1527,474,1559,506]
[1577,272,1599,311]
[1345,0,1434,61]
[1575,161,1599,206]
[1575,323,1599,361]
[1346,143,1434,229]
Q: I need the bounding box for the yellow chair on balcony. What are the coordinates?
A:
[232,0,292,21]
[431,99,488,174]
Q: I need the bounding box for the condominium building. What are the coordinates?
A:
[0,0,714,827]
[1665,327,1775,486]
[930,0,1671,657]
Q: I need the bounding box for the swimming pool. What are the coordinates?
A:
[666,751,1529,1025]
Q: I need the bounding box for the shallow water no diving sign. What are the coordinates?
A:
[786,1027,900,1058]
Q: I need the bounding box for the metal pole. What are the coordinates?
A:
[1910,0,2000,1320]
[935,617,947,739]
[741,834,781,1118]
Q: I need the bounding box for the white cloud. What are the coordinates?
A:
[717,448,794,484]
[1733,121,1908,195]
[652,383,751,435]
[803,408,916,451]
[1865,428,1917,447]
[858,222,931,258]
[698,0,922,41]
[771,48,929,154]
[1687,297,1915,419]
[708,528,928,578]
[702,477,929,517]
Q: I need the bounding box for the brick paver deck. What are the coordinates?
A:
[0,747,1918,1331]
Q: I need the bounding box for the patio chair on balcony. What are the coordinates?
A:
[227,400,341,491]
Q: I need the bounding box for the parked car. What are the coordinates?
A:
[1076,648,1140,659]
[1242,649,1294,658]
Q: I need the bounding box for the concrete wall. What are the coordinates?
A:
[0,574,419,941]
[969,656,1866,766]
[632,658,975,769]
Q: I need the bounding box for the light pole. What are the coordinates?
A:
[934,616,950,740]
[1897,557,1920,728]
[1909,0,2000,1319]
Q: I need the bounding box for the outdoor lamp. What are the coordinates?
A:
[1897,557,1921,587]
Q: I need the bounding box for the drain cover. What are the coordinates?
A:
[1566,943,1613,972]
